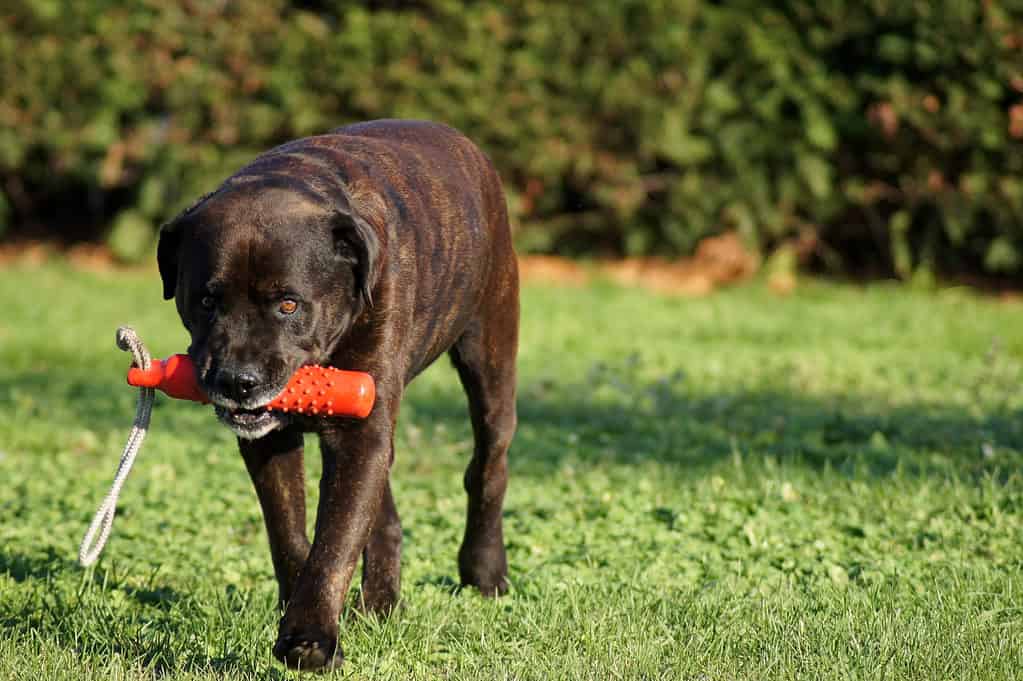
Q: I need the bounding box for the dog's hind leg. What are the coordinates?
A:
[449,271,519,596]
[359,472,402,615]
[239,426,311,607]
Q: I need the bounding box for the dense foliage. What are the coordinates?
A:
[2,1,1022,277]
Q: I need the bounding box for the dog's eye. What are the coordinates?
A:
[200,296,215,309]
[278,299,298,315]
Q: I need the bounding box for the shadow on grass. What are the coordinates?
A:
[4,359,1021,485]
[0,548,184,610]
[0,546,283,679]
[0,367,220,439]
[0,548,68,583]
[5,359,1022,484]
[404,363,1023,482]
[2,358,1020,676]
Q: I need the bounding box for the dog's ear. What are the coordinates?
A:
[157,219,182,301]
[332,210,381,307]
[158,191,214,300]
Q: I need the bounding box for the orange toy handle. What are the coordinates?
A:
[268,365,376,418]
[127,355,209,403]
[127,354,375,418]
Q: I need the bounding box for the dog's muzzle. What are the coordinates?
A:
[214,403,290,439]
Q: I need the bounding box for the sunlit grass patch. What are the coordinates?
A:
[1,264,1021,680]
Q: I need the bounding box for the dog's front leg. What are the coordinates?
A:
[272,415,392,671]
[239,426,310,608]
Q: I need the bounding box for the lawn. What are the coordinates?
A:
[1,262,1021,680]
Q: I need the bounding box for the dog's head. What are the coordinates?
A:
[157,176,381,439]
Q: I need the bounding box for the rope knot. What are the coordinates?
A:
[116,326,151,371]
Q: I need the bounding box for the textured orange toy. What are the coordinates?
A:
[127,354,375,418]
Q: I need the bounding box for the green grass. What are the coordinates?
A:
[1,263,1022,680]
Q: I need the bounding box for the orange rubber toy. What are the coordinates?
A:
[127,354,375,418]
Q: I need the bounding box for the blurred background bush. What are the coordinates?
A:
[1,0,1021,280]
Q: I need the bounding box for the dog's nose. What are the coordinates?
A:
[215,367,260,402]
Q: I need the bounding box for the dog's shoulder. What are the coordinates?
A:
[330,118,467,146]
[330,120,491,170]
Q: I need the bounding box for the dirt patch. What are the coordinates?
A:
[0,241,51,267]
[0,240,152,273]
[520,232,760,296]
[3,232,760,297]
[4,235,1020,302]
[516,255,589,287]
[0,232,761,297]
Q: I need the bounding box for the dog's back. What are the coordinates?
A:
[324,120,516,379]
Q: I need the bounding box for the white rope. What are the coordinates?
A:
[78,327,155,567]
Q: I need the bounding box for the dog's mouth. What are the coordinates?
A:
[214,404,287,439]
[216,404,272,425]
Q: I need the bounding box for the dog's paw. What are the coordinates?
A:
[458,542,508,597]
[272,633,344,672]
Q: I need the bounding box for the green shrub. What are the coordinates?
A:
[1,0,1021,278]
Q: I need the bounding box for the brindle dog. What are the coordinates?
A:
[157,120,518,670]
